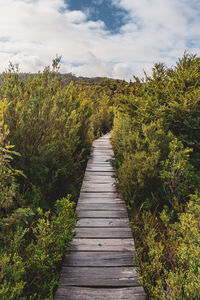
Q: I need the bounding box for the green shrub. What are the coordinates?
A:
[111,53,200,299]
[0,60,115,299]
[133,194,200,300]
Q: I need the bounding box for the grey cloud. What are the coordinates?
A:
[0,0,199,80]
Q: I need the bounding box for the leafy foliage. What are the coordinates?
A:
[111,53,200,299]
[0,61,115,299]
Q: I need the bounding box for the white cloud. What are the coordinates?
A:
[0,0,199,80]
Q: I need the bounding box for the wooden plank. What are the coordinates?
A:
[88,158,111,162]
[82,182,115,188]
[93,140,112,144]
[91,151,114,156]
[74,227,132,238]
[70,238,135,251]
[76,203,126,211]
[84,173,114,178]
[92,147,113,151]
[93,139,111,142]
[81,183,117,193]
[87,161,112,166]
[58,267,139,287]
[78,198,123,204]
[85,170,116,178]
[79,192,121,198]
[55,286,146,300]
[88,156,112,162]
[87,161,113,165]
[76,218,129,228]
[77,210,128,218]
[93,139,111,143]
[92,145,112,149]
[85,172,115,177]
[84,177,116,183]
[83,179,116,184]
[92,140,112,144]
[86,166,114,172]
[63,251,136,267]
[92,142,112,145]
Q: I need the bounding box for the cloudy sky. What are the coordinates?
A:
[0,0,199,80]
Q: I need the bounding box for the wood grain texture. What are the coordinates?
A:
[83,177,116,183]
[81,182,117,193]
[91,151,114,156]
[70,238,135,251]
[79,192,121,198]
[55,286,146,300]
[77,210,128,218]
[74,227,132,238]
[85,171,116,176]
[76,203,126,211]
[86,166,114,172]
[63,251,136,267]
[78,198,123,204]
[88,159,112,164]
[88,156,112,163]
[76,218,129,228]
[59,267,139,287]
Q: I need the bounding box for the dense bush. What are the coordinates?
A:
[111,53,200,299]
[0,93,77,299]
[0,61,115,299]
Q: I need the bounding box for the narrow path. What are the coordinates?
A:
[55,133,146,300]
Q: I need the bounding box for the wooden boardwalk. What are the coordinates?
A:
[55,133,146,300]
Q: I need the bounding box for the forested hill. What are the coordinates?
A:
[0,71,126,86]
[1,53,200,299]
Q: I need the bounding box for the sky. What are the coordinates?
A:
[0,0,199,80]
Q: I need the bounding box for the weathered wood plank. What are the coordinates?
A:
[89,154,112,158]
[78,198,123,204]
[88,158,112,161]
[82,182,115,187]
[85,172,116,177]
[55,286,145,300]
[63,251,136,267]
[84,176,115,183]
[74,227,132,238]
[87,163,114,167]
[79,192,121,198]
[77,218,129,228]
[93,140,112,143]
[86,166,114,172]
[91,151,114,156]
[77,210,128,218]
[92,140,112,144]
[70,238,135,251]
[93,140,112,144]
[59,267,139,287]
[92,148,113,152]
[88,156,112,162]
[76,203,126,211]
[90,148,112,152]
[81,183,117,193]
[87,162,112,167]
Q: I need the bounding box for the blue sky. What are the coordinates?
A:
[0,0,199,80]
[66,0,129,33]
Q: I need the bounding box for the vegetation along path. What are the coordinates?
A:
[55,133,146,300]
